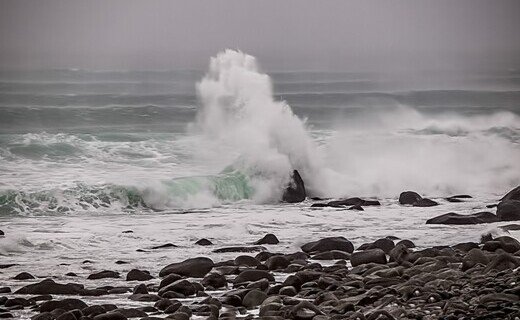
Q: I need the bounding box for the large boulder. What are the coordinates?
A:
[14,279,82,295]
[159,257,214,278]
[282,170,306,203]
[350,249,387,267]
[39,299,88,312]
[426,212,499,225]
[501,185,520,201]
[301,236,354,253]
[126,269,154,281]
[399,191,422,205]
[496,200,520,221]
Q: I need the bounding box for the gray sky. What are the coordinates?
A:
[1,0,519,71]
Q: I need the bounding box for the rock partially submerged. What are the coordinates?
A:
[426,211,499,225]
[282,170,306,203]
[399,191,439,207]
[15,279,83,295]
[301,236,354,253]
[496,200,520,221]
[501,185,520,201]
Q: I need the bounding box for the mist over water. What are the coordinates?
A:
[0,50,519,215]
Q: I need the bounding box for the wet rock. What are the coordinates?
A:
[426,211,499,224]
[133,283,148,294]
[255,233,279,245]
[327,197,380,207]
[461,248,489,271]
[150,243,177,250]
[234,255,260,267]
[0,230,3,236]
[282,170,306,203]
[213,246,266,253]
[115,308,147,318]
[159,257,214,278]
[127,293,161,302]
[348,205,364,211]
[126,269,153,281]
[40,299,88,312]
[158,279,196,297]
[195,238,212,246]
[92,311,127,320]
[4,297,31,307]
[484,253,520,272]
[201,273,227,289]
[496,200,520,221]
[15,279,82,295]
[399,191,422,205]
[159,273,183,289]
[88,270,120,280]
[413,198,439,207]
[501,185,520,201]
[483,236,520,253]
[279,286,297,296]
[350,249,387,267]
[452,242,479,252]
[266,255,290,270]
[13,272,35,280]
[301,236,354,253]
[167,312,189,320]
[233,269,274,284]
[0,288,10,294]
[242,289,267,308]
[311,250,350,260]
[395,239,415,248]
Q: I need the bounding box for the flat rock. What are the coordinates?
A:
[413,198,439,207]
[39,299,88,312]
[88,270,120,280]
[213,246,266,253]
[426,211,499,225]
[233,269,274,284]
[282,170,306,203]
[350,249,387,267]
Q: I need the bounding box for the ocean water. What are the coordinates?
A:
[1,51,520,316]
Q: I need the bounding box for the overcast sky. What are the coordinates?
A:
[1,0,519,71]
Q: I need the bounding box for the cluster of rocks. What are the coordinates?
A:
[2,232,520,320]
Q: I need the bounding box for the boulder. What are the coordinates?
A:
[282,170,306,203]
[426,212,499,225]
[158,279,196,297]
[159,257,214,278]
[233,269,274,284]
[242,289,267,308]
[496,200,520,221]
[399,191,422,205]
[39,299,88,312]
[461,248,489,271]
[255,233,279,245]
[501,185,520,201]
[195,238,212,246]
[93,312,127,320]
[413,198,439,207]
[234,255,260,267]
[350,249,387,267]
[201,273,227,289]
[13,272,35,280]
[213,246,266,253]
[265,255,290,270]
[15,279,82,295]
[301,236,354,253]
[88,270,120,280]
[126,269,153,281]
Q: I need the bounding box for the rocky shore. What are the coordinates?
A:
[1,186,520,320]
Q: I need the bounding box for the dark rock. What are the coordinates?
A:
[484,253,520,272]
[213,246,266,253]
[132,283,148,294]
[461,248,489,271]
[399,191,422,205]
[0,230,3,236]
[452,242,479,252]
[88,270,120,280]
[93,311,127,320]
[65,272,77,276]
[426,211,498,225]
[310,203,329,208]
[195,238,212,246]
[0,264,16,269]
[241,290,267,309]
[279,286,297,296]
[40,299,88,312]
[282,170,306,203]
[234,255,260,267]
[201,273,227,289]
[115,308,147,318]
[15,279,82,295]
[127,293,160,302]
[122,230,133,233]
[301,236,354,253]
[348,205,364,211]
[413,198,439,207]
[0,288,10,294]
[501,185,520,201]
[4,298,31,307]
[328,197,380,207]
[126,269,153,281]
[396,239,415,248]
[499,223,520,231]
[496,200,520,221]
[114,261,128,265]
[159,274,183,289]
[311,250,350,260]
[13,272,35,280]
[350,249,387,267]
[150,243,177,250]
[371,238,395,253]
[265,255,290,270]
[159,257,214,278]
[56,311,79,320]
[233,269,274,284]
[255,233,279,245]
[158,279,196,297]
